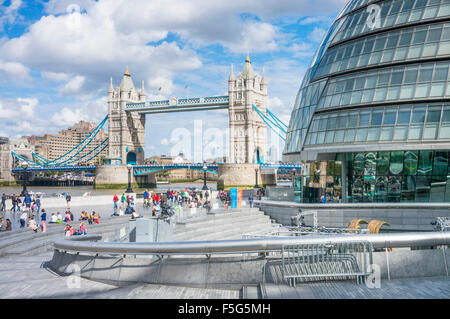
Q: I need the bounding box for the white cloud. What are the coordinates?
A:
[298,16,333,25]
[0,61,31,81]
[0,0,23,31]
[160,138,170,146]
[60,75,85,95]
[50,107,88,127]
[41,71,69,82]
[308,27,327,43]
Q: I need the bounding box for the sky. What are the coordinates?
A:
[0,0,347,162]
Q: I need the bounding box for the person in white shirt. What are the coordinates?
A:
[56,212,62,221]
[119,206,124,216]
[20,212,27,228]
[49,213,58,224]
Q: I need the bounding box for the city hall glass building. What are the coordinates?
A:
[284,0,450,203]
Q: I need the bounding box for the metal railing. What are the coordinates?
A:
[52,231,450,257]
[281,241,373,287]
[243,226,369,239]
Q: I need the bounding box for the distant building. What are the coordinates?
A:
[26,121,108,164]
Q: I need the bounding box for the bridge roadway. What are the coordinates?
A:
[11,163,303,176]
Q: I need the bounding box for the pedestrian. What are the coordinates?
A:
[121,193,126,206]
[248,194,254,208]
[11,195,17,212]
[36,196,41,214]
[24,193,32,210]
[20,211,27,228]
[1,193,6,212]
[113,194,118,214]
[66,193,71,209]
[56,211,63,223]
[40,209,47,233]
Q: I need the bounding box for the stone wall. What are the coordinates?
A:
[217,163,276,189]
[95,165,156,189]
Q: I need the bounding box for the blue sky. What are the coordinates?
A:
[0,0,347,161]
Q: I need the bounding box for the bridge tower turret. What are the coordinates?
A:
[227,56,267,164]
[107,68,146,165]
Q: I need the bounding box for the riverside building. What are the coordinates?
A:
[284,0,450,203]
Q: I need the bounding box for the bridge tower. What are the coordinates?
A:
[228,56,267,164]
[107,68,146,165]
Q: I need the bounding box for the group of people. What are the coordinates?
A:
[1,193,42,214]
[64,222,87,237]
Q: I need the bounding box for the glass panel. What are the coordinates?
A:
[404,151,418,175]
[355,128,368,141]
[393,126,408,140]
[412,107,426,123]
[408,126,423,139]
[389,151,404,175]
[427,107,442,123]
[334,130,345,143]
[344,129,356,142]
[432,151,448,176]
[418,150,434,176]
[359,113,370,127]
[367,127,380,141]
[397,110,411,124]
[380,126,394,140]
[423,125,438,139]
[377,152,390,176]
[384,112,396,125]
[364,152,377,176]
[439,124,450,138]
[371,112,383,126]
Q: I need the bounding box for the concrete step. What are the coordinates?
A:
[174,209,265,230]
[2,223,130,256]
[177,220,276,242]
[241,285,261,299]
[173,215,272,241]
[0,217,131,255]
[174,210,270,233]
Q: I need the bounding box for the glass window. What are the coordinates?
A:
[355,128,368,141]
[427,28,442,43]
[344,129,355,142]
[412,107,426,123]
[413,30,427,44]
[365,75,377,88]
[390,70,404,85]
[424,125,438,139]
[404,151,418,175]
[334,130,345,143]
[337,116,347,129]
[319,118,328,131]
[439,124,450,138]
[374,36,387,50]
[442,106,450,122]
[393,126,408,140]
[384,112,396,125]
[348,113,358,128]
[380,127,394,140]
[377,152,390,175]
[432,151,448,176]
[397,110,411,124]
[399,32,413,46]
[427,107,442,123]
[404,67,418,83]
[371,112,383,126]
[418,150,434,175]
[390,151,404,175]
[359,113,370,126]
[367,127,381,141]
[325,131,335,144]
[327,117,337,129]
[418,66,433,82]
[408,126,423,139]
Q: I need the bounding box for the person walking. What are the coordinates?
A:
[113,194,119,214]
[248,194,254,208]
[1,193,6,212]
[11,195,17,212]
[36,196,41,215]
[121,193,126,206]
[40,209,47,233]
[24,193,32,210]
[66,193,71,210]
[19,211,27,228]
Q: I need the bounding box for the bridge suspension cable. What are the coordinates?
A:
[252,104,286,141]
[31,115,109,166]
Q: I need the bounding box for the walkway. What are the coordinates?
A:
[258,278,450,299]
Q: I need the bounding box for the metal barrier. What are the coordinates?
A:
[243,226,369,239]
[281,241,374,287]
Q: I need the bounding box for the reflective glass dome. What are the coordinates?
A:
[284,0,450,159]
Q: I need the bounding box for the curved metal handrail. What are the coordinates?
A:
[53,231,450,256]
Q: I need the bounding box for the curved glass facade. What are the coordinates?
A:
[285,0,450,202]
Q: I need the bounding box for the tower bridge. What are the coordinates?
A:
[11,56,299,188]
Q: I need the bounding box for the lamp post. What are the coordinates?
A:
[254,168,259,188]
[202,164,208,190]
[126,164,133,193]
[20,161,29,197]
[292,168,296,188]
